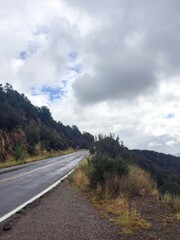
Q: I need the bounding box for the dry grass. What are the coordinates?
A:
[151,188,159,199]
[176,212,180,221]
[70,159,90,189]
[0,148,75,169]
[126,165,156,197]
[71,168,89,188]
[91,196,151,235]
[163,193,180,213]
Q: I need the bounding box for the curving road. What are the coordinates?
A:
[0,150,88,219]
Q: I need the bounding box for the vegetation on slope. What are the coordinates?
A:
[0,83,94,164]
[131,150,180,195]
[90,134,180,195]
[70,134,180,236]
[70,135,156,234]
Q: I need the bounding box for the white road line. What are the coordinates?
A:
[0,167,76,223]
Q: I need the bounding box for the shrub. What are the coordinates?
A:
[103,175,127,199]
[160,181,180,196]
[88,153,128,189]
[13,144,25,162]
[95,135,122,158]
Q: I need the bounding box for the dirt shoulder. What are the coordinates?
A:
[0,180,179,240]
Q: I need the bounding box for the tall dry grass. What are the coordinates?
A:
[163,193,180,220]
[126,165,156,197]
[69,160,90,189]
[100,165,157,199]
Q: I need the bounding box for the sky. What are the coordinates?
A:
[0,0,180,154]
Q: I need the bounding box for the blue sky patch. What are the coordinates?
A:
[68,51,77,61]
[71,64,82,74]
[19,51,28,60]
[18,42,38,60]
[165,113,175,119]
[41,85,65,101]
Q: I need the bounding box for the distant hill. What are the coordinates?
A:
[0,83,94,162]
[131,149,180,195]
[175,152,180,157]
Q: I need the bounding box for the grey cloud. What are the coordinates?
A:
[73,49,156,104]
[70,0,180,104]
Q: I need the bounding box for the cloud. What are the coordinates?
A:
[69,1,180,105]
[0,0,180,154]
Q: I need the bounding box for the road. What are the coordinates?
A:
[0,150,88,218]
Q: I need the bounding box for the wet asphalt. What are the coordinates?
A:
[0,150,88,217]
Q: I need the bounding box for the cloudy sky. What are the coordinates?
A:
[1,0,180,154]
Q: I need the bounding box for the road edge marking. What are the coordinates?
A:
[0,167,76,223]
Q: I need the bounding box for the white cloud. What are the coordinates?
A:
[0,0,180,154]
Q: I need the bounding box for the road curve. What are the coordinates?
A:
[0,150,88,218]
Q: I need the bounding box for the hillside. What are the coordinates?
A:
[90,135,180,195]
[0,83,94,163]
[131,150,180,195]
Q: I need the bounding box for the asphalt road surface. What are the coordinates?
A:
[0,150,88,218]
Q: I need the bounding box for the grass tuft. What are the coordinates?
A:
[70,160,90,189]
[163,193,180,213]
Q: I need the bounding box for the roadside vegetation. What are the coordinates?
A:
[69,134,180,235]
[0,148,75,169]
[70,135,155,234]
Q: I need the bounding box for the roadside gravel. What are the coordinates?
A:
[0,180,120,240]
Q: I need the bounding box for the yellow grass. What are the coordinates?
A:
[127,165,156,197]
[163,193,180,213]
[176,212,180,221]
[71,168,89,187]
[70,159,90,188]
[92,196,151,234]
[0,148,75,169]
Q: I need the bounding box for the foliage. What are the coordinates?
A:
[0,83,94,162]
[132,150,180,195]
[95,134,122,158]
[13,144,25,162]
[88,153,128,189]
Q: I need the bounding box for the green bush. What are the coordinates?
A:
[96,135,122,158]
[160,181,180,195]
[88,153,128,189]
[13,144,25,162]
